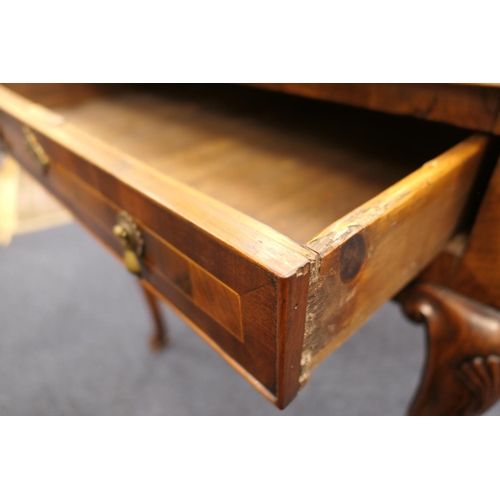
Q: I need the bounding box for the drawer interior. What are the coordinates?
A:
[7,84,470,244]
[1,83,492,408]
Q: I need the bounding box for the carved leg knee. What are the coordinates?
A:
[398,283,500,416]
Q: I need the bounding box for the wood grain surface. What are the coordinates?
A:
[52,84,469,243]
[0,84,316,407]
[302,134,491,379]
[419,153,500,308]
[250,83,500,134]
[1,83,493,409]
[0,85,313,277]
[3,83,129,108]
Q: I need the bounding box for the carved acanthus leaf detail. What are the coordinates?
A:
[457,355,500,415]
[397,283,500,416]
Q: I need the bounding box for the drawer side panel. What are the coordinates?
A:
[302,135,491,379]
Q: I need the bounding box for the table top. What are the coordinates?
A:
[250,84,500,134]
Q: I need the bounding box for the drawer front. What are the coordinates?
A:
[0,91,314,409]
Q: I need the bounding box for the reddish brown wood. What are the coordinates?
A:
[303,135,490,376]
[139,279,169,351]
[276,265,311,408]
[420,154,500,309]
[2,82,498,411]
[0,84,315,406]
[2,83,130,108]
[0,122,282,397]
[50,84,468,244]
[398,282,500,416]
[249,84,500,134]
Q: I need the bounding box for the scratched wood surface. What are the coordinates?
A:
[0,83,491,409]
[301,135,490,380]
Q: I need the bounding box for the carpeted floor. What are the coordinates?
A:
[1,223,499,415]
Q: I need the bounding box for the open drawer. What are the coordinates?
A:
[0,84,491,408]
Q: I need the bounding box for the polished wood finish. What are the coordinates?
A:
[140,279,169,351]
[398,283,500,416]
[0,121,288,403]
[0,84,315,408]
[301,135,490,380]
[251,83,500,134]
[3,83,128,108]
[420,154,500,310]
[1,83,496,411]
[53,85,467,243]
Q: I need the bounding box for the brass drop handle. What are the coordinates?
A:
[23,126,50,174]
[113,211,144,275]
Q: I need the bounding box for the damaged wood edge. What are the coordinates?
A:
[298,250,322,388]
[297,134,491,387]
[299,233,361,388]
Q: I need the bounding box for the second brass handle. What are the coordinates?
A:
[113,211,144,275]
[23,126,50,174]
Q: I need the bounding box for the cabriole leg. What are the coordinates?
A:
[139,281,169,351]
[398,282,500,416]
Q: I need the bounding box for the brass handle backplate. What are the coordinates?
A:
[23,126,50,174]
[113,211,144,275]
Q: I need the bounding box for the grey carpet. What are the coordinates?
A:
[1,223,499,415]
